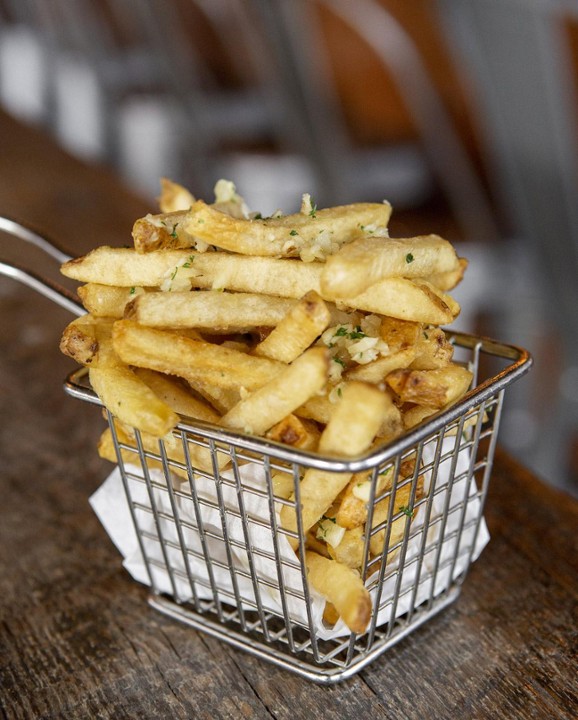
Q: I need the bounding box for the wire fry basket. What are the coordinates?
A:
[0,216,532,684]
[66,332,531,683]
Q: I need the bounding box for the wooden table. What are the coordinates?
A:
[1,110,577,719]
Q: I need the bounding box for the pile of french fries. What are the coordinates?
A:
[60,179,473,635]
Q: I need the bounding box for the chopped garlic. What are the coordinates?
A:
[352,479,372,503]
[316,517,345,548]
[213,179,250,219]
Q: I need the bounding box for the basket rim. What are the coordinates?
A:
[64,329,532,473]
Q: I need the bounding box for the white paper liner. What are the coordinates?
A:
[90,435,489,641]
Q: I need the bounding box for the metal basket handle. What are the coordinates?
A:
[0,215,84,316]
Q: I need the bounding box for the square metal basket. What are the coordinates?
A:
[64,330,531,683]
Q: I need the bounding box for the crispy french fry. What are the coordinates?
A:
[253,291,331,362]
[386,364,473,408]
[89,364,179,438]
[112,320,283,391]
[132,210,194,253]
[220,348,329,435]
[327,526,365,569]
[186,378,241,414]
[59,315,116,367]
[321,234,459,298]
[77,283,146,318]
[183,199,392,258]
[62,248,460,324]
[133,367,221,424]
[402,404,439,430]
[266,414,321,451]
[305,551,371,634]
[335,467,394,530]
[369,462,424,557]
[158,177,195,213]
[345,348,415,383]
[281,382,391,548]
[98,419,229,478]
[125,290,297,331]
[426,257,468,291]
[410,326,454,370]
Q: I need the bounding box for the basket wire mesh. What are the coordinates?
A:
[64,331,531,683]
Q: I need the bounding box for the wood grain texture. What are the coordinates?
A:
[0,109,576,719]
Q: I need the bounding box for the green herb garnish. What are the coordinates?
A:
[406,253,414,264]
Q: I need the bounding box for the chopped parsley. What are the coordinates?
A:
[289,229,299,236]
[334,325,367,340]
[129,286,136,295]
[182,255,195,268]
[333,356,346,368]
[399,504,413,517]
[406,253,414,264]
[308,200,318,219]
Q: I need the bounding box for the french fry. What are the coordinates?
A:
[59,315,116,367]
[335,467,394,530]
[98,420,229,478]
[266,414,321,451]
[125,290,297,331]
[133,367,221,424]
[345,348,415,383]
[426,256,468,291]
[220,348,329,435]
[253,291,331,362]
[158,177,195,213]
[89,364,179,438]
[112,320,283,391]
[281,382,391,548]
[305,551,371,634]
[327,526,365,569]
[62,248,460,324]
[77,283,143,318]
[321,234,460,298]
[132,210,194,253]
[368,462,424,557]
[386,364,473,408]
[183,199,392,258]
[410,326,454,370]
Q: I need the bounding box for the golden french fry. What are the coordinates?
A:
[77,283,144,318]
[426,257,468,291]
[125,290,297,331]
[386,364,473,408]
[183,199,392,258]
[402,404,439,430]
[132,210,194,253]
[345,348,415,383]
[220,348,329,435]
[186,378,241,414]
[61,247,196,287]
[335,467,394,530]
[281,382,391,548]
[112,320,283,391]
[62,248,459,324]
[98,420,229,478]
[253,291,331,363]
[327,526,365,569]
[369,462,424,557]
[410,326,454,370]
[305,551,371,634]
[89,364,179,438]
[133,368,221,424]
[158,177,195,213]
[59,315,116,367]
[266,414,321,451]
[321,234,460,298]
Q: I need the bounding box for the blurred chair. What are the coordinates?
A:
[246,0,499,241]
[437,0,578,490]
